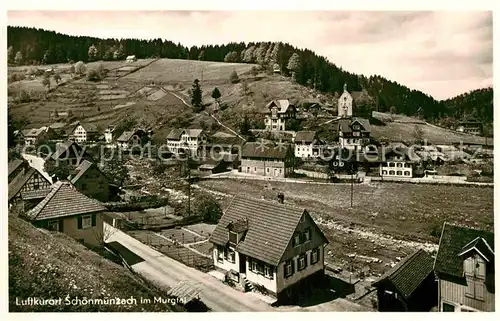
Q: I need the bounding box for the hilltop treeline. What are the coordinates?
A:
[7,26,492,126]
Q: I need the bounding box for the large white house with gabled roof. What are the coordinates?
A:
[209,195,328,303]
[166,128,207,156]
[264,100,297,131]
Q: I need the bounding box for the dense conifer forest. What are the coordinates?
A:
[7,26,493,131]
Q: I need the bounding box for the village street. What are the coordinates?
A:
[104,223,275,312]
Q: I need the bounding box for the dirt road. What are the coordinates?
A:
[104,223,274,311]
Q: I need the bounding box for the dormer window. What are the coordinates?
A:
[229,231,238,244]
[227,218,248,245]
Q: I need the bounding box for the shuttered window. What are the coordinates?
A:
[465,277,474,298]
[91,214,97,227]
[475,259,486,279]
[474,282,484,301]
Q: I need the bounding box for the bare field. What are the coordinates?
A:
[196,178,493,276]
[121,58,258,83]
[198,179,493,238]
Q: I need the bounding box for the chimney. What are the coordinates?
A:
[277,192,284,204]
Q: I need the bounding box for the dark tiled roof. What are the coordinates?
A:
[106,241,145,266]
[70,160,95,184]
[434,223,494,278]
[208,135,245,146]
[373,249,434,299]
[265,100,293,114]
[338,117,371,133]
[166,128,184,140]
[8,159,24,176]
[80,122,98,133]
[8,167,51,202]
[209,196,307,266]
[26,181,105,221]
[21,189,52,200]
[295,131,317,143]
[241,142,290,160]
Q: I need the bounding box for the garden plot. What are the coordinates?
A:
[113,101,136,109]
[96,83,111,89]
[146,89,168,101]
[134,86,155,97]
[98,89,129,100]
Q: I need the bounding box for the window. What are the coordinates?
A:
[397,171,402,176]
[33,182,40,190]
[396,163,403,168]
[311,248,319,264]
[389,162,395,167]
[267,168,270,173]
[226,248,236,263]
[81,215,92,229]
[298,254,307,271]
[252,260,258,272]
[404,171,410,176]
[285,260,293,277]
[264,266,273,279]
[217,246,224,262]
[293,233,301,247]
[382,170,388,175]
[442,303,455,312]
[404,163,411,168]
[47,220,60,231]
[389,170,395,175]
[304,228,311,242]
[229,231,238,244]
[465,277,485,301]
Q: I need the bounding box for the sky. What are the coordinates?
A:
[7,10,493,100]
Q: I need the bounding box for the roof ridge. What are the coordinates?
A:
[433,222,448,272]
[234,194,305,213]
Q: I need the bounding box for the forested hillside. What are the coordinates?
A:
[7,26,493,128]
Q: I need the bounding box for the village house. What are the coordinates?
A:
[51,141,93,167]
[24,181,107,247]
[68,121,99,143]
[209,196,329,303]
[372,249,437,311]
[126,55,137,63]
[166,128,207,156]
[456,119,483,136]
[434,223,495,312]
[241,142,294,178]
[264,100,297,131]
[8,164,52,207]
[338,83,353,118]
[294,131,323,159]
[21,127,48,146]
[69,160,109,202]
[48,122,68,140]
[337,117,371,151]
[202,132,244,158]
[116,129,149,151]
[379,146,418,178]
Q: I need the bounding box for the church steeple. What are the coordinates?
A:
[343,83,348,92]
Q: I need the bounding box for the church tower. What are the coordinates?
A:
[338,83,353,118]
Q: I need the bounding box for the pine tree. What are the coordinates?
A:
[211,87,221,104]
[190,79,203,112]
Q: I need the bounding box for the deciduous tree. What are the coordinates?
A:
[14,51,23,65]
[229,70,239,84]
[88,44,98,61]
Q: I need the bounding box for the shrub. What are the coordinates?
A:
[16,90,31,103]
[74,61,86,75]
[229,70,239,84]
[86,68,101,81]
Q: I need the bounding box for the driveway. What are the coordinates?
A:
[104,223,274,312]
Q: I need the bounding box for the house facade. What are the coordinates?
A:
[456,120,482,136]
[22,127,48,146]
[8,159,30,184]
[338,83,353,118]
[70,160,109,202]
[69,122,98,143]
[379,147,416,178]
[116,129,148,151]
[166,128,207,156]
[8,166,52,206]
[264,100,296,131]
[434,223,495,312]
[25,181,106,246]
[294,131,323,159]
[338,118,371,151]
[209,196,328,303]
[241,142,294,178]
